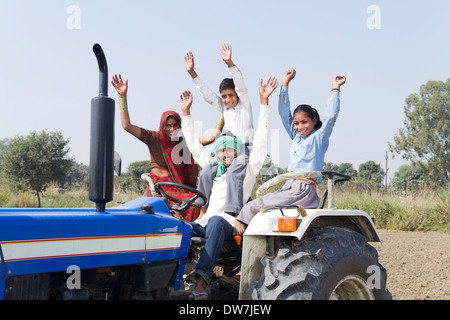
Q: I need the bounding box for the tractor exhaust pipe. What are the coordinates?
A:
[93,43,108,96]
[89,43,115,212]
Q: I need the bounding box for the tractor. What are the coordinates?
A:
[169,170,391,300]
[0,44,390,300]
[0,44,196,300]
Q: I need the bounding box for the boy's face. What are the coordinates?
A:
[217,147,237,167]
[220,89,238,109]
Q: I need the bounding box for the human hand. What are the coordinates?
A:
[180,90,193,116]
[111,74,128,96]
[282,69,296,87]
[332,75,346,90]
[259,76,278,105]
[184,51,197,79]
[220,43,234,67]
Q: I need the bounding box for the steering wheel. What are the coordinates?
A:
[154,182,208,214]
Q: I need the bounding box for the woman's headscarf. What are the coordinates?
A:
[159,110,198,187]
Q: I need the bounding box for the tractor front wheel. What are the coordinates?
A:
[250,226,391,300]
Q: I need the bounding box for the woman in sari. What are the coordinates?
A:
[112,74,212,221]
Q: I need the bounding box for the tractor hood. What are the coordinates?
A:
[0,197,192,277]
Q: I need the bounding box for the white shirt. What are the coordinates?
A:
[181,104,269,227]
[192,65,254,142]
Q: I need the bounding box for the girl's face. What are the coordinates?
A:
[293,112,317,137]
[163,116,180,139]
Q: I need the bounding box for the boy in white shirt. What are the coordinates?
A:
[184,44,253,216]
[179,76,278,299]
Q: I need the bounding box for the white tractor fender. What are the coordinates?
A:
[243,207,383,244]
[245,171,382,244]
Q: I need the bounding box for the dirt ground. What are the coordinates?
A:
[372,229,450,300]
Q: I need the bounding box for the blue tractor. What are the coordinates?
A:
[0,44,205,300]
[0,44,390,300]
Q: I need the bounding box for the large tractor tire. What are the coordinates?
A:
[250,225,391,300]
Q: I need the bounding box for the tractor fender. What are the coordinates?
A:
[239,208,382,300]
[243,208,382,244]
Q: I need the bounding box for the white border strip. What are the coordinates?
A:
[1,234,182,262]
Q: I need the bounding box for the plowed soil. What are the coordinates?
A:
[372,229,450,300]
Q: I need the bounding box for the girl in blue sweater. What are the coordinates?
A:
[235,70,346,234]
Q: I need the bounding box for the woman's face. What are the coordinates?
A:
[163,116,180,139]
[293,112,317,137]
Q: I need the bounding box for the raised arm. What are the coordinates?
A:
[220,43,235,68]
[111,74,141,138]
[184,51,198,80]
[221,43,249,104]
[199,114,224,146]
[235,77,277,234]
[185,51,223,112]
[180,91,214,168]
[248,76,278,174]
[319,75,346,141]
[278,69,297,139]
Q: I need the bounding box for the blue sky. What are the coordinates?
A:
[1,0,449,182]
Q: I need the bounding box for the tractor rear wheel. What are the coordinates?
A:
[250,225,391,300]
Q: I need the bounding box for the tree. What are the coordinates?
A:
[0,138,11,173]
[66,162,89,189]
[323,162,357,178]
[115,160,152,194]
[358,160,384,186]
[389,78,450,188]
[2,130,73,207]
[337,163,358,178]
[391,163,426,191]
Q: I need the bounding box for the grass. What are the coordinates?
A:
[1,180,449,234]
[332,186,449,233]
[0,181,143,209]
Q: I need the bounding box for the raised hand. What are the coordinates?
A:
[184,51,197,79]
[332,75,346,90]
[111,74,128,96]
[282,69,296,87]
[220,43,234,67]
[180,90,193,116]
[259,76,279,105]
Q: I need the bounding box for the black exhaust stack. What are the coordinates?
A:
[89,44,115,212]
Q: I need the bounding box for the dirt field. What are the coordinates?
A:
[372,229,450,300]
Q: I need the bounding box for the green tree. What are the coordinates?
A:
[391,163,426,191]
[389,78,450,188]
[116,160,152,194]
[2,130,73,207]
[358,160,384,186]
[323,162,339,172]
[67,162,89,189]
[0,138,11,173]
[337,163,358,178]
[323,162,357,178]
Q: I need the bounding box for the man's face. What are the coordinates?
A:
[217,147,237,167]
[220,89,238,109]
